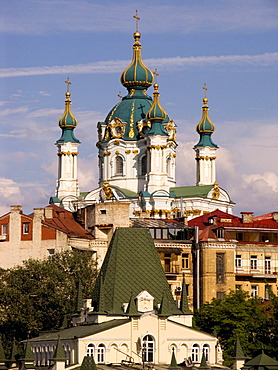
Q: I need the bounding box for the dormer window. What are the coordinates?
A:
[136,290,154,312]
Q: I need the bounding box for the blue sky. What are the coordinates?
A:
[0,0,278,216]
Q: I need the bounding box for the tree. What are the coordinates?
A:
[0,250,98,355]
[194,290,272,365]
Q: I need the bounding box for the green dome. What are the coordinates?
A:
[56,91,80,144]
[120,32,153,89]
[147,83,167,122]
[147,83,168,136]
[59,92,78,128]
[194,97,218,148]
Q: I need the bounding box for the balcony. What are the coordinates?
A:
[164,264,181,276]
[236,268,277,279]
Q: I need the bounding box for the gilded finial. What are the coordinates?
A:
[133,10,140,33]
[153,68,159,84]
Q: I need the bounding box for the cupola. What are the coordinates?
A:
[120,27,153,90]
[147,83,168,136]
[194,84,218,148]
[56,79,80,144]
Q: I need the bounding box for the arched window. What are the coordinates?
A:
[142,335,155,363]
[97,344,105,363]
[87,343,95,357]
[63,344,71,365]
[115,156,123,176]
[166,157,171,176]
[141,155,147,176]
[191,344,200,363]
[203,344,210,362]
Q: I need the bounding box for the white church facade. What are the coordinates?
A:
[50,22,234,221]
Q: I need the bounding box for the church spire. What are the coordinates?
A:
[120,11,153,91]
[54,79,80,206]
[194,84,218,149]
[146,82,168,136]
[194,85,218,186]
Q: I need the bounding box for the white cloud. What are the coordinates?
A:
[1,1,277,35]
[0,53,277,78]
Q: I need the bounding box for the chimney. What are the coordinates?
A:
[44,207,53,219]
[33,208,44,220]
[241,212,253,223]
[11,205,22,214]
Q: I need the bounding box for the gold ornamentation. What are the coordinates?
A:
[115,150,120,155]
[133,150,139,154]
[212,183,220,200]
[129,102,135,138]
[102,181,114,200]
[125,150,131,154]
[115,140,120,145]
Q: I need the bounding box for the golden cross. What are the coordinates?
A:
[153,68,159,83]
[203,83,208,98]
[65,77,71,92]
[133,10,140,32]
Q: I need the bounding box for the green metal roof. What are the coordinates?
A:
[110,185,138,198]
[29,319,129,341]
[170,185,214,198]
[80,356,97,370]
[91,228,183,316]
[244,351,278,368]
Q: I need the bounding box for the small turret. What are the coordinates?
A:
[194,84,217,149]
[194,84,218,186]
[147,83,168,136]
[53,79,80,206]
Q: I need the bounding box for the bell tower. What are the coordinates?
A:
[194,85,218,186]
[55,79,80,202]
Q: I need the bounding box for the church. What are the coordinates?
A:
[50,16,234,220]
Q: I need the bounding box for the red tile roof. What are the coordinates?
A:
[42,205,94,239]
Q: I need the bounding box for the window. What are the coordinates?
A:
[115,156,123,176]
[236,232,243,241]
[23,222,30,234]
[265,256,271,274]
[251,285,258,297]
[166,157,171,176]
[216,292,225,300]
[191,344,199,363]
[97,344,105,363]
[203,344,210,362]
[100,209,106,214]
[142,335,155,363]
[265,285,272,300]
[182,253,189,269]
[236,285,242,291]
[1,224,7,235]
[216,253,225,284]
[63,344,71,366]
[250,255,257,270]
[235,254,242,268]
[216,228,224,239]
[141,155,147,176]
[164,253,171,273]
[87,343,95,357]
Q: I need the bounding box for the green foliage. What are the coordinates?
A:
[194,290,276,366]
[0,250,98,354]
